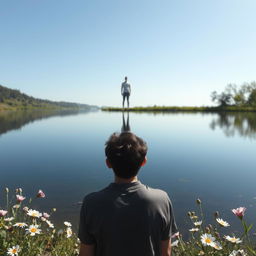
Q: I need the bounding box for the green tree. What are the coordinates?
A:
[247,89,256,106]
[211,91,232,106]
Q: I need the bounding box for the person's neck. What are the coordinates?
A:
[114,175,138,184]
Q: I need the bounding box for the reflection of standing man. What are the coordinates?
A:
[121,111,131,133]
[121,76,131,108]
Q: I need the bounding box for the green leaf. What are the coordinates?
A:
[0,230,6,239]
[247,246,256,255]
[247,223,253,233]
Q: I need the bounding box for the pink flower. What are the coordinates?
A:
[16,195,26,203]
[171,232,180,239]
[232,207,246,219]
[43,212,50,218]
[0,210,8,217]
[37,190,45,198]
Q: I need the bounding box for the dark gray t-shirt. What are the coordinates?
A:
[78,181,177,256]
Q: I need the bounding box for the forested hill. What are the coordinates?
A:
[0,84,97,111]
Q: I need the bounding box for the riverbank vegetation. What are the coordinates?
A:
[1,188,255,256]
[0,84,95,111]
[211,81,256,107]
[102,105,256,112]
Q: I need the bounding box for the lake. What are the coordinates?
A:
[1,110,256,235]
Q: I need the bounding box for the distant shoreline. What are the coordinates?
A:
[102,106,256,112]
[0,104,88,112]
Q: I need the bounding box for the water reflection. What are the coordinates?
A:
[0,109,93,136]
[121,111,131,132]
[210,112,256,139]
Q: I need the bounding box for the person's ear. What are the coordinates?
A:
[141,157,147,167]
[106,158,112,168]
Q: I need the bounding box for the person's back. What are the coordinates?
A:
[121,77,131,108]
[79,182,176,256]
[121,81,131,94]
[78,132,177,256]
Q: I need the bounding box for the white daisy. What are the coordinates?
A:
[200,233,216,247]
[7,245,20,256]
[216,218,230,227]
[13,222,27,228]
[46,220,54,228]
[212,241,222,250]
[66,227,72,238]
[229,249,247,256]
[194,221,202,226]
[26,224,41,236]
[224,235,242,244]
[4,217,14,222]
[64,221,72,227]
[171,240,179,247]
[27,209,42,218]
[189,228,199,232]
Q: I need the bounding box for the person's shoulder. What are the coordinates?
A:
[144,184,168,195]
[141,184,170,202]
[82,186,110,205]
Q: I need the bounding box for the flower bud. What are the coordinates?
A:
[214,232,220,239]
[37,189,45,198]
[5,188,9,193]
[187,211,192,217]
[23,206,29,212]
[43,212,50,218]
[205,227,210,233]
[196,198,202,205]
[214,211,219,218]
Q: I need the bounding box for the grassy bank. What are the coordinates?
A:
[0,103,78,112]
[102,106,256,113]
[0,85,96,112]
[0,103,88,112]
[1,188,255,256]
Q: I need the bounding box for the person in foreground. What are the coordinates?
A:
[78,132,178,256]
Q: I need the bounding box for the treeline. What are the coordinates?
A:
[0,84,96,110]
[211,81,256,107]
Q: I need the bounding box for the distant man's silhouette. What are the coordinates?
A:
[121,77,131,108]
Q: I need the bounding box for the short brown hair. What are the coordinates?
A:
[105,132,148,179]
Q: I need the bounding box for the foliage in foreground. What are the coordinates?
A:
[171,199,256,256]
[1,189,256,256]
[0,188,78,256]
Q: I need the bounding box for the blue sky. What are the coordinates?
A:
[1,0,256,107]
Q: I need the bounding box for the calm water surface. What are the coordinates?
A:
[1,110,256,234]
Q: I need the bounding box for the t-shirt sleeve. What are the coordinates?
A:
[78,197,96,245]
[161,195,178,240]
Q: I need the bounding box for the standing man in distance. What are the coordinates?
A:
[121,76,131,108]
[78,132,178,256]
